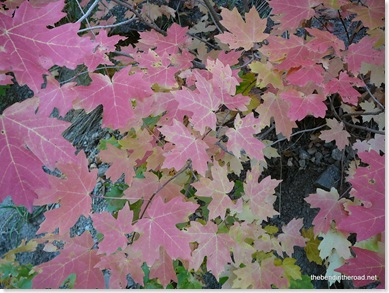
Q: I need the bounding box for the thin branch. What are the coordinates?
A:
[256,123,275,140]
[343,120,385,135]
[202,0,225,33]
[75,0,96,37]
[112,50,134,59]
[76,0,100,23]
[215,141,234,156]
[138,162,192,220]
[187,32,218,50]
[338,10,350,45]
[341,110,384,117]
[78,17,137,33]
[268,124,327,147]
[359,74,385,110]
[110,0,167,36]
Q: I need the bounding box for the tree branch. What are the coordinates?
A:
[110,0,167,36]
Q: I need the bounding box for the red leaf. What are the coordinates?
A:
[305,27,345,56]
[324,71,363,105]
[281,89,327,121]
[187,221,234,278]
[75,69,153,129]
[336,247,384,288]
[344,36,384,75]
[33,233,104,289]
[149,247,177,287]
[305,187,349,235]
[338,151,384,241]
[277,218,307,256]
[0,1,94,92]
[256,92,297,139]
[216,6,268,50]
[35,158,97,234]
[0,98,77,210]
[133,196,198,265]
[226,113,265,161]
[192,163,237,220]
[91,206,134,255]
[159,120,210,176]
[269,0,321,32]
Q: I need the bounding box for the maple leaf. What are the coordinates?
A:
[346,0,385,30]
[135,49,181,88]
[305,28,345,56]
[281,89,327,121]
[268,0,321,32]
[249,61,284,89]
[305,188,350,235]
[187,221,234,279]
[84,30,125,71]
[285,63,325,87]
[278,218,308,257]
[318,229,351,260]
[302,227,322,265]
[138,23,189,55]
[242,168,280,222]
[193,163,238,220]
[280,258,302,281]
[0,98,79,210]
[74,69,153,129]
[319,118,350,150]
[335,247,385,288]
[225,113,265,162]
[149,247,177,287]
[91,206,134,255]
[0,1,94,92]
[133,196,198,265]
[324,71,363,105]
[174,71,219,134]
[216,6,268,50]
[33,233,104,289]
[99,144,136,183]
[261,34,305,63]
[37,76,77,117]
[159,120,210,176]
[344,36,384,75]
[35,158,97,234]
[95,247,144,288]
[231,257,288,288]
[256,92,297,139]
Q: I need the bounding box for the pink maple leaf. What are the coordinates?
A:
[91,206,134,255]
[159,120,210,176]
[305,187,349,235]
[33,233,104,289]
[344,36,384,75]
[133,196,198,265]
[216,6,268,50]
[336,247,384,288]
[138,23,189,55]
[286,63,325,87]
[243,169,280,222]
[149,247,178,287]
[174,72,219,134]
[37,76,77,117]
[256,92,297,139]
[226,113,265,161]
[319,118,350,150]
[84,30,125,71]
[187,221,234,279]
[281,89,327,121]
[268,0,321,32]
[324,71,363,105]
[0,1,94,92]
[35,158,97,235]
[192,163,238,220]
[74,69,153,129]
[306,28,345,56]
[277,218,308,256]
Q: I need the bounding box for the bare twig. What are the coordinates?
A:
[338,10,350,45]
[343,120,385,135]
[76,0,100,23]
[75,0,96,37]
[187,32,218,50]
[78,17,137,33]
[110,0,167,36]
[202,0,226,33]
[358,74,385,110]
[268,124,327,147]
[215,141,234,156]
[341,110,384,117]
